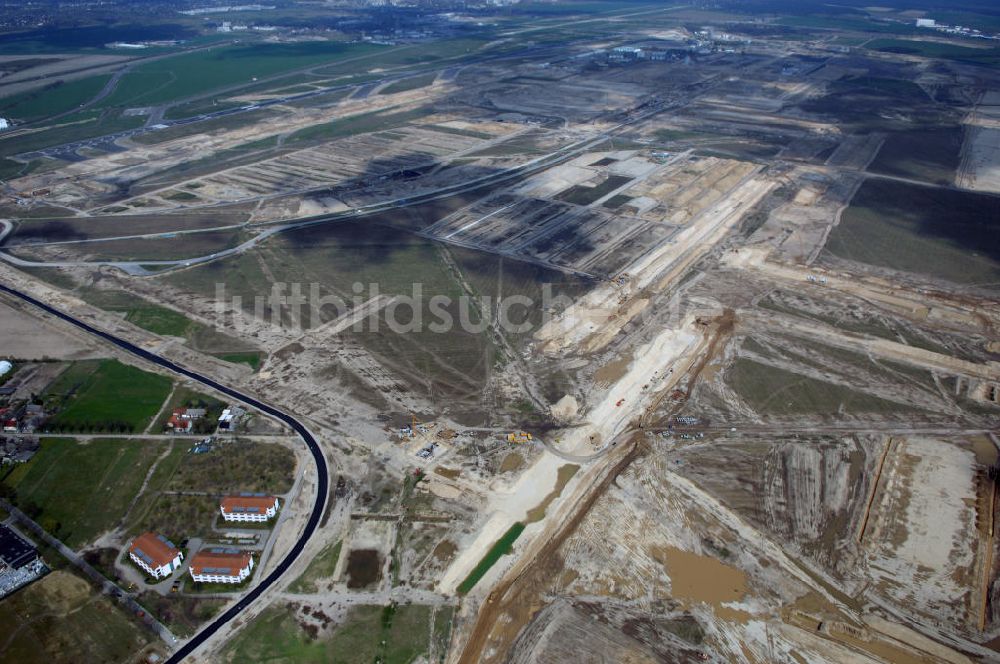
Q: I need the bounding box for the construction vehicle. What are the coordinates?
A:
[616,398,625,407]
[507,431,533,443]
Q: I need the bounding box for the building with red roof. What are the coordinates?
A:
[128,532,183,579]
[219,494,280,523]
[188,547,254,584]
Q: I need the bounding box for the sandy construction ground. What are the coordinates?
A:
[0,296,105,359]
[957,126,1000,193]
[863,437,981,631]
[438,313,705,594]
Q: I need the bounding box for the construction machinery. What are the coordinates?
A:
[507,431,533,443]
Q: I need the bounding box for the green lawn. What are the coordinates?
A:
[725,358,918,417]
[99,41,385,108]
[312,38,491,78]
[3,437,169,547]
[77,289,259,358]
[223,602,433,664]
[457,522,526,594]
[44,359,172,433]
[216,352,262,371]
[0,157,45,181]
[289,540,342,593]
[867,38,1000,66]
[0,75,110,122]
[126,306,192,337]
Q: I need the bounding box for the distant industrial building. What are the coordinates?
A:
[188,548,254,584]
[128,532,183,579]
[217,405,245,431]
[220,494,279,522]
[0,524,45,599]
[0,523,37,569]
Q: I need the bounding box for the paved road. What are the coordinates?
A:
[1,499,178,645]
[0,282,329,664]
[2,431,295,441]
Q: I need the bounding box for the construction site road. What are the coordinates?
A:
[0,282,329,664]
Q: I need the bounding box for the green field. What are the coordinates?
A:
[0,569,151,664]
[162,440,295,495]
[313,38,490,78]
[725,358,919,417]
[223,602,434,664]
[115,437,294,541]
[867,38,1000,66]
[289,540,342,593]
[99,42,384,108]
[44,359,172,433]
[161,218,500,410]
[0,157,46,180]
[3,437,168,547]
[824,178,1000,287]
[868,126,964,185]
[776,15,918,35]
[75,288,260,360]
[0,75,110,122]
[129,494,217,543]
[457,522,526,594]
[216,352,262,371]
[798,75,946,132]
